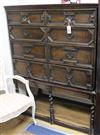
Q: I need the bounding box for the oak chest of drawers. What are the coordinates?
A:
[5,4,100,135]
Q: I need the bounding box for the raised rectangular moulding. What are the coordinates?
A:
[49,44,95,68]
[11,41,46,62]
[9,26,44,42]
[7,11,45,26]
[49,64,93,90]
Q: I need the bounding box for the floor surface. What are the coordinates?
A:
[0,115,88,135]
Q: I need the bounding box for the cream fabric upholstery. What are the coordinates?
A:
[0,75,36,123]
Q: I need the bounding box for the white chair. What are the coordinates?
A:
[0,75,36,124]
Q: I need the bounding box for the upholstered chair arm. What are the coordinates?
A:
[12,75,34,100]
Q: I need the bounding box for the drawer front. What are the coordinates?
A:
[13,59,29,77]
[7,11,44,25]
[46,10,96,26]
[13,59,48,81]
[50,45,95,68]
[13,59,93,90]
[7,9,96,27]
[49,64,93,90]
[11,42,46,61]
[9,26,44,41]
[48,28,95,45]
[28,62,48,81]
[52,87,90,103]
[42,86,92,104]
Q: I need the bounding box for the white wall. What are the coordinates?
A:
[0,0,98,91]
[81,0,98,3]
[0,0,62,91]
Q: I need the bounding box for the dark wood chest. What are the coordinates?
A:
[5,4,100,135]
